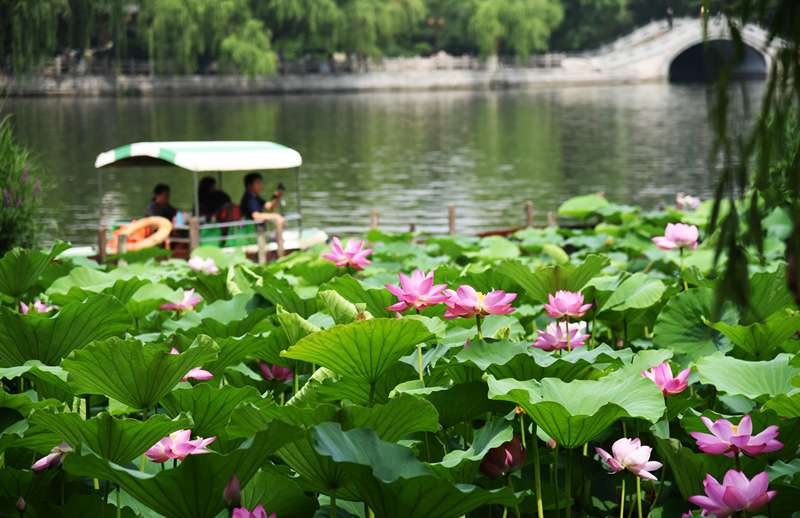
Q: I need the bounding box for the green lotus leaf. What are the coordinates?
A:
[652,288,737,363]
[446,340,629,383]
[205,333,265,378]
[313,423,520,518]
[695,352,800,403]
[124,283,183,319]
[598,273,664,315]
[179,268,232,303]
[0,240,71,300]
[276,308,321,346]
[62,421,303,518]
[557,194,610,219]
[0,466,58,501]
[741,265,795,324]
[160,384,260,438]
[62,335,219,410]
[703,313,800,358]
[318,275,396,319]
[314,362,418,407]
[394,381,513,429]
[48,276,151,306]
[35,493,140,518]
[429,417,514,484]
[287,258,341,286]
[497,255,610,304]
[465,236,521,261]
[252,271,318,318]
[0,294,133,366]
[486,374,665,449]
[0,360,72,395]
[318,290,363,325]
[241,465,320,518]
[28,410,192,465]
[46,264,167,298]
[282,318,435,385]
[764,392,800,418]
[165,294,272,339]
[0,388,64,416]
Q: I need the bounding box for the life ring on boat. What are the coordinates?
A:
[112,216,173,252]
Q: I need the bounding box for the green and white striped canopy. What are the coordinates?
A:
[95,141,302,172]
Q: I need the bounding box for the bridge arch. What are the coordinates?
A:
[667,39,768,82]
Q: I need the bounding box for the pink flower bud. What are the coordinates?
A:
[223,474,241,509]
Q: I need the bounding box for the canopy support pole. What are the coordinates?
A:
[193,171,199,219]
[217,171,222,190]
[97,169,105,262]
[296,167,302,234]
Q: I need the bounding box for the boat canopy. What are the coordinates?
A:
[94,141,303,171]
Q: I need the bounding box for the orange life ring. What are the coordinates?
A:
[113,216,173,252]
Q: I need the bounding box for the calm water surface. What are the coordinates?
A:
[6,83,763,246]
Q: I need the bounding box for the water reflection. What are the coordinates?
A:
[6,82,763,246]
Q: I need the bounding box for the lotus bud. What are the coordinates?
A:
[547,438,557,451]
[17,496,25,513]
[355,303,367,320]
[223,474,241,510]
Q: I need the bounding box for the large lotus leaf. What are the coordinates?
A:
[557,194,610,219]
[445,340,629,383]
[0,466,58,501]
[160,384,260,438]
[0,294,133,366]
[62,421,303,518]
[695,352,800,403]
[313,423,520,518]
[0,360,72,395]
[252,271,318,319]
[703,313,800,358]
[179,268,232,304]
[315,362,418,407]
[764,392,800,418]
[282,318,435,385]
[486,374,665,449]
[205,334,265,378]
[0,389,64,416]
[28,410,192,465]
[318,275,396,319]
[429,417,514,484]
[497,255,610,304]
[655,436,729,500]
[288,258,341,286]
[0,241,71,299]
[167,294,272,339]
[652,288,737,363]
[242,465,321,518]
[394,381,512,429]
[62,335,219,410]
[46,264,167,297]
[598,273,664,315]
[125,283,183,319]
[276,308,321,346]
[318,290,362,326]
[741,265,795,325]
[48,276,151,306]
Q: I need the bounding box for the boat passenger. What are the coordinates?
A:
[240,173,285,228]
[198,177,236,222]
[147,184,177,221]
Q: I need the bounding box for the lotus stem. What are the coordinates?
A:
[476,315,483,339]
[417,343,424,382]
[636,475,643,518]
[590,311,596,350]
[117,487,121,518]
[94,478,100,490]
[626,475,636,518]
[554,444,560,517]
[531,422,544,518]
[141,454,146,472]
[519,415,526,449]
[647,464,667,518]
[331,488,337,518]
[620,477,625,518]
[368,382,376,408]
[293,365,299,396]
[566,316,572,352]
[103,480,109,518]
[623,316,628,349]
[565,449,572,518]
[680,249,688,291]
[85,396,91,420]
[507,476,521,518]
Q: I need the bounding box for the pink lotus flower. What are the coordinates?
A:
[259,363,293,383]
[688,470,776,518]
[160,289,202,311]
[479,436,527,478]
[188,256,220,274]
[595,438,662,481]
[20,300,57,314]
[232,506,275,518]
[532,321,590,352]
[170,348,213,382]
[144,429,216,463]
[31,442,72,471]
[652,223,699,251]
[690,414,782,458]
[321,237,373,271]
[443,285,516,319]
[642,362,691,397]
[544,291,592,320]
[385,269,448,312]
[677,194,702,210]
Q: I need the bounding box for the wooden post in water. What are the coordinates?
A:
[256,224,267,265]
[409,222,417,244]
[547,211,558,227]
[188,217,200,252]
[97,226,107,264]
[526,201,534,227]
[448,205,456,235]
[370,211,379,230]
[117,234,128,267]
[276,224,285,258]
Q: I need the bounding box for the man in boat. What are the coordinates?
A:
[240,173,285,228]
[147,184,177,221]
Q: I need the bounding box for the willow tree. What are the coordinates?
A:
[139,0,276,76]
[0,0,68,74]
[467,0,564,57]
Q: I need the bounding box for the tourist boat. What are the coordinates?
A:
[66,141,327,263]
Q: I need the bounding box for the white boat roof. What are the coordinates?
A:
[94,141,302,171]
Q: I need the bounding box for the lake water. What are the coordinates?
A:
[6,82,764,247]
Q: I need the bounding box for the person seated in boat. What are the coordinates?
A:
[240,173,285,228]
[198,176,237,222]
[147,184,177,221]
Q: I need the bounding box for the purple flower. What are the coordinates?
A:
[16,196,22,208]
[22,163,28,184]
[34,179,39,199]
[3,189,9,206]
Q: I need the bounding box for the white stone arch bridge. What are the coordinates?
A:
[561,17,779,82]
